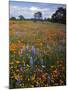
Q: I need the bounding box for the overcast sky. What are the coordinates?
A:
[9,1,66,19]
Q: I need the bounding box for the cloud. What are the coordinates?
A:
[30,7,38,11]
[10,5,33,18]
[30,6,49,12]
[10,4,56,19]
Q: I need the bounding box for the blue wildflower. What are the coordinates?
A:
[30,56,33,68]
[32,46,36,56]
[16,76,21,85]
[18,63,23,72]
[18,63,22,68]
[47,74,51,85]
[20,67,23,72]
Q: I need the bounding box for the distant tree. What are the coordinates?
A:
[44,18,46,21]
[10,17,16,20]
[51,7,66,24]
[34,12,42,21]
[46,18,52,22]
[18,15,24,20]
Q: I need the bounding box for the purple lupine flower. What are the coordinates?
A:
[16,76,21,85]
[18,63,22,68]
[47,74,51,85]
[35,81,40,87]
[18,63,23,72]
[32,46,36,56]
[19,67,23,72]
[30,56,33,68]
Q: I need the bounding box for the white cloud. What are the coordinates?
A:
[30,6,50,12]
[30,7,38,11]
[9,5,55,19]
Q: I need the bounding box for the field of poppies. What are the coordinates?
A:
[9,20,66,88]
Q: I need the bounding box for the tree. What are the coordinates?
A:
[51,7,66,24]
[18,15,24,20]
[44,18,47,21]
[10,17,16,20]
[34,12,42,21]
[46,18,51,22]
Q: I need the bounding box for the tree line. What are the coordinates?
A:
[10,7,66,24]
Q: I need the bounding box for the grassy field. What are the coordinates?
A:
[9,20,66,88]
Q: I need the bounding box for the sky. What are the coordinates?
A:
[9,1,66,19]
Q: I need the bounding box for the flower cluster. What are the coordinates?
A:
[9,21,66,88]
[9,44,66,88]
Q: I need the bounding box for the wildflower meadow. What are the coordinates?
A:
[9,20,66,88]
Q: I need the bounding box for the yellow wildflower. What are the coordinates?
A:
[15,60,20,64]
